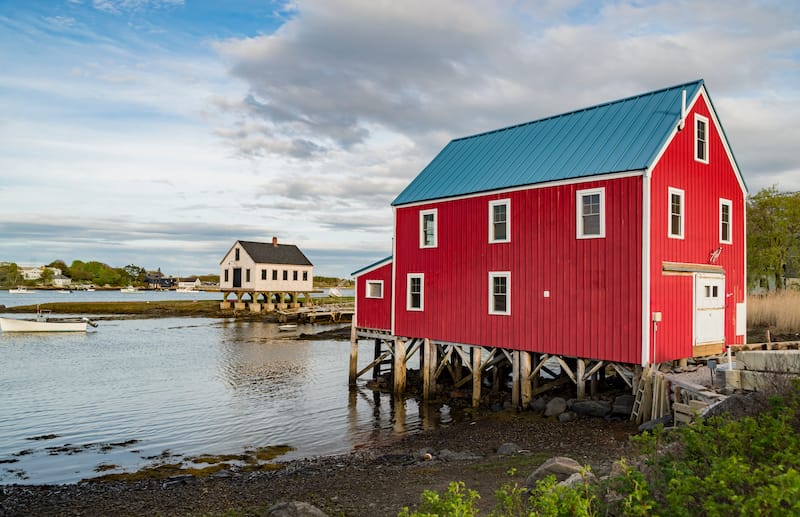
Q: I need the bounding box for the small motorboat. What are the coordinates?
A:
[278,324,298,332]
[9,287,34,294]
[120,286,138,293]
[0,309,98,333]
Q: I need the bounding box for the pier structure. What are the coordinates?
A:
[349,325,636,407]
[219,289,314,313]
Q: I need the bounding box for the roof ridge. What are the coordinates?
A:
[451,79,704,143]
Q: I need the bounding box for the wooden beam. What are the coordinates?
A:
[357,351,391,379]
[422,338,432,401]
[577,358,586,400]
[472,347,482,408]
[556,356,577,384]
[393,338,407,394]
[511,351,520,407]
[348,324,358,385]
[520,351,532,407]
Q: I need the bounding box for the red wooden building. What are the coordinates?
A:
[352,80,746,401]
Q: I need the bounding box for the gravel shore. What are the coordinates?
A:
[1,410,636,516]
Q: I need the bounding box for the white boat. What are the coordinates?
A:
[57,289,72,294]
[9,287,34,294]
[0,310,97,333]
[279,324,298,332]
[120,286,138,293]
[328,288,342,298]
[175,288,195,293]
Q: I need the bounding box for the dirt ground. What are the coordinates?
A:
[0,410,637,517]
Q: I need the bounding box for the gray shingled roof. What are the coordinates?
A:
[238,240,313,266]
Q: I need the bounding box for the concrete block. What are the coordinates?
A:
[249,303,262,313]
[737,350,800,373]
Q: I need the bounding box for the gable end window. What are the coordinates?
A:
[407,274,424,311]
[720,199,732,244]
[695,114,709,164]
[366,280,383,299]
[489,199,510,243]
[576,188,605,239]
[419,209,437,248]
[489,272,511,315]
[669,187,685,239]
[234,248,240,261]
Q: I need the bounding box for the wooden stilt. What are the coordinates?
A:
[348,325,358,385]
[520,351,532,407]
[372,339,382,379]
[577,358,586,400]
[393,338,407,395]
[511,351,520,407]
[422,338,432,401]
[471,347,482,408]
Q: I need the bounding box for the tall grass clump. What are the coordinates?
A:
[748,290,800,334]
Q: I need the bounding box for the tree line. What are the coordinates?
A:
[747,186,800,290]
[0,260,150,288]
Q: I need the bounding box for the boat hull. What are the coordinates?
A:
[0,317,88,332]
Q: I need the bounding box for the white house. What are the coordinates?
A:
[219,237,314,310]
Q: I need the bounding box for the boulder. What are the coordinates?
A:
[560,470,597,488]
[525,456,584,487]
[612,394,635,416]
[496,443,520,456]
[529,396,547,413]
[637,414,672,433]
[544,397,567,417]
[571,400,612,418]
[557,411,577,422]
[266,501,327,517]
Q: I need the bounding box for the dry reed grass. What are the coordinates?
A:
[748,290,800,333]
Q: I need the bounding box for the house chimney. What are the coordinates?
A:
[272,236,278,247]
[679,88,686,130]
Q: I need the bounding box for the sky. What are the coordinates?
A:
[0,0,798,278]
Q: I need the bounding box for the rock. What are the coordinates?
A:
[560,470,597,488]
[416,447,435,459]
[571,400,612,418]
[266,501,328,517]
[558,411,576,422]
[529,396,547,413]
[525,456,584,487]
[612,394,635,416]
[544,397,567,417]
[496,443,520,456]
[637,414,672,432]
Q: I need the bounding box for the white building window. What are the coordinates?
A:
[695,114,709,164]
[489,199,510,243]
[720,198,732,244]
[419,209,437,248]
[576,188,605,239]
[489,272,511,315]
[407,274,424,311]
[669,187,685,239]
[366,280,384,299]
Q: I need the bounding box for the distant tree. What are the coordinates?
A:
[747,187,800,290]
[47,260,70,276]
[40,268,55,285]
[123,264,147,284]
[0,262,20,287]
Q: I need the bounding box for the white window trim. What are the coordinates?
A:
[488,199,511,243]
[365,280,384,299]
[419,209,438,248]
[694,114,709,164]
[576,187,606,239]
[720,198,733,245]
[668,187,685,239]
[488,271,511,316]
[407,273,424,311]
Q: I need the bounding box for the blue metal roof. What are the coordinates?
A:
[393,80,705,206]
[351,255,392,277]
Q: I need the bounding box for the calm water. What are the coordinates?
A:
[0,316,445,485]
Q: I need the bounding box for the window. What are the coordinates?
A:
[235,248,240,261]
[282,270,288,281]
[489,272,511,315]
[302,271,308,281]
[224,269,229,282]
[668,187,685,239]
[245,269,250,282]
[695,114,709,163]
[720,199,732,244]
[489,199,510,243]
[293,270,298,281]
[272,270,278,281]
[366,280,383,299]
[419,209,437,248]
[576,188,605,239]
[261,269,267,280]
[407,274,424,311]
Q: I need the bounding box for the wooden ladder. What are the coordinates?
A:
[630,368,652,423]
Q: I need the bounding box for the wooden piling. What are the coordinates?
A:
[393,338,407,394]
[348,325,358,385]
[577,358,586,400]
[511,351,520,407]
[422,338,432,401]
[520,351,532,407]
[471,347,482,408]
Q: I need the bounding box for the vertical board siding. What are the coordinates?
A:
[394,175,643,364]
[354,263,392,331]
[649,94,746,361]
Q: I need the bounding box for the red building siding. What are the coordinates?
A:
[648,93,746,362]
[354,262,392,331]
[394,175,643,364]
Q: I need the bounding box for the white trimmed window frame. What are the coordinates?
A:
[694,114,709,164]
[419,209,438,248]
[488,271,511,316]
[668,187,685,239]
[576,187,606,239]
[720,198,733,245]
[366,280,384,299]
[488,199,511,243]
[407,273,424,311]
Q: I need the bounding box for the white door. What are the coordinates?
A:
[695,274,725,346]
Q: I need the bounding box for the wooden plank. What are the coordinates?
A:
[357,351,391,379]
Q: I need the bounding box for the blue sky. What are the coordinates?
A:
[1,0,798,278]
